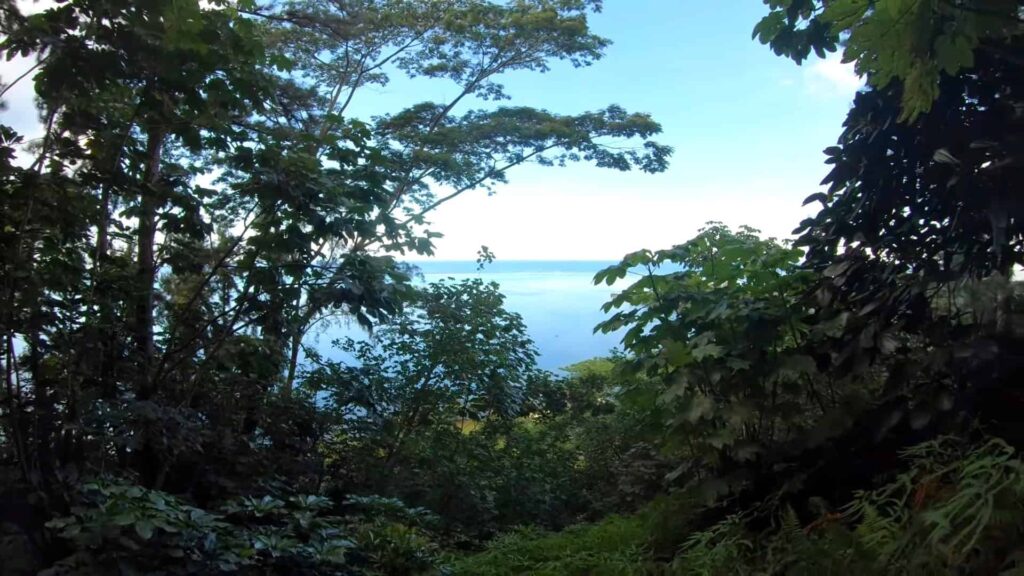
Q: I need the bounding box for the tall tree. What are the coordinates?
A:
[308,278,540,482]
[248,0,672,389]
[0,0,275,489]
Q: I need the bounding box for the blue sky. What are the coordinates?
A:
[357,1,863,260]
[1,1,863,260]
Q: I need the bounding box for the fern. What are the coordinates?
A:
[672,514,754,576]
[451,436,1024,576]
[845,436,1024,573]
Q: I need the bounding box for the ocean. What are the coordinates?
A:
[312,260,627,371]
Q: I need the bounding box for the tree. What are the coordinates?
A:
[248,0,673,389]
[0,0,674,567]
[595,224,823,470]
[0,0,670,504]
[308,278,540,472]
[796,46,1022,328]
[755,1,1023,442]
[0,0,275,490]
[754,0,1023,120]
[304,278,549,535]
[616,6,1024,564]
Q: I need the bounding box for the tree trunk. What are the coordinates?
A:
[284,328,303,395]
[134,127,164,400]
[284,305,318,394]
[93,182,122,401]
[95,185,110,269]
[382,363,440,472]
[29,330,55,491]
[3,333,31,486]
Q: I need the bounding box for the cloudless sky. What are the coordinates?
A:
[1,1,863,260]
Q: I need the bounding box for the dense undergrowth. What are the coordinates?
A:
[452,436,1024,576]
[448,515,657,576]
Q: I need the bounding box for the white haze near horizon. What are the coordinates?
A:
[309,260,632,372]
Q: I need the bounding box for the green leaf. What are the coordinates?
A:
[821,0,871,29]
[691,343,724,361]
[883,0,905,19]
[752,11,786,43]
[135,520,155,540]
[113,513,136,526]
[683,395,714,423]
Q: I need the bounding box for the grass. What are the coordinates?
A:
[445,492,701,576]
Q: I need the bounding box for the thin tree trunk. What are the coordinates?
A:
[284,304,320,394]
[29,330,54,490]
[284,329,303,394]
[133,127,165,489]
[94,183,122,400]
[95,185,111,269]
[382,363,440,471]
[134,127,165,400]
[4,333,31,485]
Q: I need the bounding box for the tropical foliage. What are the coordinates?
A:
[454,437,1024,575]
[755,0,1023,119]
[462,0,1024,572]
[595,224,822,469]
[0,0,671,572]
[1,0,1022,574]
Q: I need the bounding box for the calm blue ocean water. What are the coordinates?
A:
[312,260,626,371]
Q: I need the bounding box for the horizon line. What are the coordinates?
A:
[402,258,621,262]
